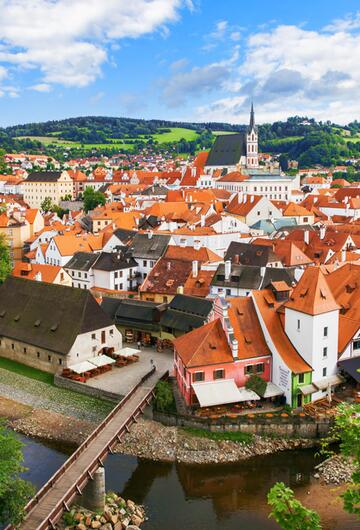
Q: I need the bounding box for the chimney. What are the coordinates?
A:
[167,262,171,271]
[260,266,266,278]
[192,260,198,278]
[35,271,42,282]
[231,338,238,360]
[177,285,184,294]
[148,230,153,239]
[304,230,310,245]
[194,239,201,251]
[225,260,231,281]
[319,226,326,240]
[233,254,240,264]
[200,214,205,227]
[180,238,186,248]
[250,195,254,203]
[341,249,346,262]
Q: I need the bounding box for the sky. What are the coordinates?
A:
[0,0,360,126]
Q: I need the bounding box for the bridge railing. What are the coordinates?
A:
[9,366,166,529]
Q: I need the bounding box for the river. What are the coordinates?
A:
[19,434,359,530]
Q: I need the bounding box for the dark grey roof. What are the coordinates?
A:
[224,242,278,267]
[160,309,205,332]
[169,294,213,318]
[212,264,294,290]
[138,215,161,230]
[129,233,171,260]
[138,185,169,196]
[0,277,112,355]
[64,251,99,271]
[26,171,62,182]
[93,251,137,272]
[338,357,360,383]
[113,228,137,245]
[206,133,246,167]
[101,297,163,331]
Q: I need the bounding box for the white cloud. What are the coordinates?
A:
[196,16,360,124]
[30,83,52,92]
[0,0,189,89]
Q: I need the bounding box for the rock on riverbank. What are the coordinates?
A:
[314,455,356,485]
[56,492,145,530]
[115,418,319,464]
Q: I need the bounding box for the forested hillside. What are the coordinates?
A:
[1,115,360,167]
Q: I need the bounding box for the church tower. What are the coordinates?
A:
[246,103,259,169]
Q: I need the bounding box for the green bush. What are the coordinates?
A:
[245,374,267,397]
[154,381,176,413]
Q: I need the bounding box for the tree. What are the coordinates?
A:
[268,403,360,529]
[0,233,11,283]
[40,196,53,213]
[268,482,322,530]
[83,187,106,213]
[0,423,34,526]
[245,374,267,397]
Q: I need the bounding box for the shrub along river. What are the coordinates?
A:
[19,434,359,530]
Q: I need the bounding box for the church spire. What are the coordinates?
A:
[249,102,255,131]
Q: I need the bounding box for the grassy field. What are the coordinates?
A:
[16,127,200,150]
[212,130,236,136]
[0,357,54,384]
[183,427,253,444]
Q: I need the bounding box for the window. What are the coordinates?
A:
[37,352,40,358]
[23,347,27,353]
[110,329,114,336]
[59,358,62,365]
[323,347,328,358]
[299,373,304,384]
[245,365,253,375]
[256,363,264,374]
[213,369,225,380]
[353,339,360,351]
[143,260,147,267]
[91,333,96,340]
[193,371,205,382]
[324,327,328,337]
[92,346,97,352]
[11,343,14,350]
[114,271,118,279]
[323,367,327,377]
[48,355,51,362]
[297,319,301,331]
[101,330,106,343]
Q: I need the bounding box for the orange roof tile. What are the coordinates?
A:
[174,319,233,368]
[12,262,62,283]
[285,267,340,316]
[252,290,311,374]
[228,297,271,360]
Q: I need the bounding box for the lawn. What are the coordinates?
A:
[183,427,253,444]
[212,130,237,136]
[152,127,199,143]
[0,357,54,384]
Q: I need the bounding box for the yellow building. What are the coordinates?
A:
[23,171,74,209]
[0,211,30,261]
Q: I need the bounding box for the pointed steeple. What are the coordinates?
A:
[249,102,255,131]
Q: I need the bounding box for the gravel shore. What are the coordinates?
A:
[114,418,319,464]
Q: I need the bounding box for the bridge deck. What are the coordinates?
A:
[19,371,162,530]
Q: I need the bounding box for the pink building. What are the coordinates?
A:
[174,297,271,407]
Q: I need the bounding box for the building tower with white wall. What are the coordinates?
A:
[246,103,259,169]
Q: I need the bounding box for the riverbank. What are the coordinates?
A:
[0,394,320,463]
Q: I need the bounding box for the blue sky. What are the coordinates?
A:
[0,0,360,126]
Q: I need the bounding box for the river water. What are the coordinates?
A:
[19,435,359,530]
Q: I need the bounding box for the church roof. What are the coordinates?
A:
[206,133,247,167]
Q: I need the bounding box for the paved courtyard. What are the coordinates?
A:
[84,348,174,397]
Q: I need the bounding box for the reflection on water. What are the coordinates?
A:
[17,434,359,530]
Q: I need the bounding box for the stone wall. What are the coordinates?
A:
[153,410,332,439]
[0,337,64,373]
[54,374,121,402]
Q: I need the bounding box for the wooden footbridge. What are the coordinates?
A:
[12,368,167,530]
